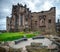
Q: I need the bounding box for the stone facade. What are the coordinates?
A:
[6,3,56,33]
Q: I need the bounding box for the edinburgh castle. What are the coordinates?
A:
[6,3,56,33]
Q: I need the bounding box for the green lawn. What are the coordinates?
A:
[0,31,40,41]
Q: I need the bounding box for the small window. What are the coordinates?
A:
[35,21,37,25]
[48,19,51,23]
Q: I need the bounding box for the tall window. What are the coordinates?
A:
[20,15,23,26]
[15,16,18,29]
[15,16,18,25]
[25,17,28,21]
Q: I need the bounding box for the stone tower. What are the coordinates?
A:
[7,3,31,32]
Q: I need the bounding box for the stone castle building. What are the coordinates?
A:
[6,3,56,33]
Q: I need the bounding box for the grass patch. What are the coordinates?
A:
[0,31,40,41]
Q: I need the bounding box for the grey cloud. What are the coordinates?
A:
[0,18,6,30]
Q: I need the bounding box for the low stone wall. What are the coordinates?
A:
[0,46,6,52]
[31,42,42,47]
[0,46,23,52]
[0,41,23,52]
[0,41,15,46]
[9,47,22,52]
[26,42,48,52]
[0,46,9,52]
[26,42,58,52]
[26,46,49,52]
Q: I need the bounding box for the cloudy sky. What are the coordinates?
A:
[0,0,60,30]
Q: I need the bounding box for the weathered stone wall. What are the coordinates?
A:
[31,7,56,33]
